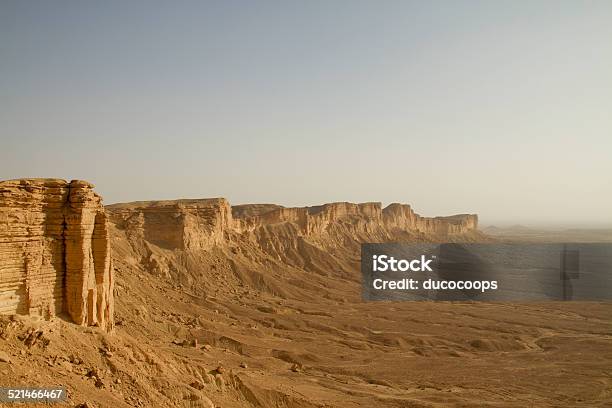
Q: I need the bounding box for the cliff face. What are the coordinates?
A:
[106,198,479,271]
[106,197,481,299]
[108,199,477,246]
[382,203,478,235]
[238,201,478,237]
[107,198,233,251]
[0,179,113,330]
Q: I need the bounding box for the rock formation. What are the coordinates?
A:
[237,201,478,237]
[108,198,233,250]
[109,199,477,243]
[105,198,479,290]
[0,179,113,331]
[382,203,478,235]
[107,198,478,256]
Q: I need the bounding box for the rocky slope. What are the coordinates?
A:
[105,198,482,297]
[108,199,478,244]
[0,179,113,331]
[2,184,611,407]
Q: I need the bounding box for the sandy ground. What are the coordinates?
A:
[1,226,611,407]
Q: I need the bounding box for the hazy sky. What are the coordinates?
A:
[1,1,611,227]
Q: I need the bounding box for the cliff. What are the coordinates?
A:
[382,203,478,235]
[107,198,233,250]
[107,198,477,246]
[0,179,113,330]
[105,197,481,301]
[237,201,478,237]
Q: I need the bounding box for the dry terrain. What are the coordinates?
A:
[1,180,611,407]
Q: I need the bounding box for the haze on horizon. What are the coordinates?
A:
[1,1,611,228]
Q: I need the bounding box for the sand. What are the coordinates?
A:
[0,205,610,407]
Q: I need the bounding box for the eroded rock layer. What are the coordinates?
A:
[106,198,481,300]
[0,179,113,330]
[108,198,233,250]
[237,201,478,237]
[109,199,477,242]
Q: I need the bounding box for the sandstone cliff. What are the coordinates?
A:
[108,199,477,247]
[0,179,113,330]
[236,201,478,237]
[107,198,233,251]
[105,198,480,292]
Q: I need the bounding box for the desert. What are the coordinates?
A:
[2,3,612,406]
[0,178,610,407]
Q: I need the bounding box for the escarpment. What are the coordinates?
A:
[106,198,481,293]
[0,179,113,331]
[107,198,233,250]
[107,198,479,252]
[382,203,478,235]
[237,201,478,237]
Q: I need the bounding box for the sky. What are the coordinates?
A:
[1,1,611,227]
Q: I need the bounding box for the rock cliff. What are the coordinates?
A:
[0,179,113,330]
[237,201,478,237]
[107,198,233,250]
[107,198,478,247]
[106,197,482,302]
[106,198,479,279]
[382,203,478,235]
